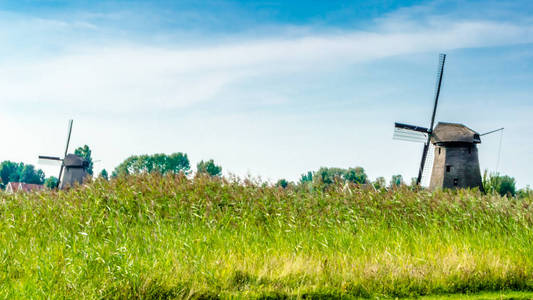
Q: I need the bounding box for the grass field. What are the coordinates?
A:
[421,291,533,299]
[0,174,532,299]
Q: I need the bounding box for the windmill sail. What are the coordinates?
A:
[416,53,446,185]
[393,122,429,143]
[57,119,74,188]
[393,127,428,143]
[429,54,446,129]
[63,120,73,157]
[38,155,62,166]
[420,143,434,187]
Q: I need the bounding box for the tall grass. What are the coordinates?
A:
[0,174,532,299]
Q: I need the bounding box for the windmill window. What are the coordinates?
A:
[438,148,441,155]
[468,147,472,154]
[446,165,451,172]
[453,178,459,186]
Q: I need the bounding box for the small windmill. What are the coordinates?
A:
[393,53,446,186]
[38,120,89,189]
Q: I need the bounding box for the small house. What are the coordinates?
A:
[5,182,45,194]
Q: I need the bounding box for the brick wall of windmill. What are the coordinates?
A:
[429,144,483,190]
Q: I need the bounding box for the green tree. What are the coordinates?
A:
[99,169,109,180]
[499,176,516,196]
[165,153,191,174]
[113,155,139,176]
[20,165,45,184]
[390,174,404,188]
[373,177,386,189]
[113,153,190,177]
[344,167,367,184]
[483,171,516,196]
[517,186,532,199]
[314,167,346,185]
[44,177,58,189]
[196,159,222,176]
[311,167,368,186]
[0,161,18,188]
[74,145,94,175]
[8,162,23,182]
[299,171,313,184]
[276,179,289,189]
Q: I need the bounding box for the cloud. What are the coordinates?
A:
[0,3,532,115]
[2,21,531,114]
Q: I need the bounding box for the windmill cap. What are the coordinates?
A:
[431,122,481,144]
[64,154,88,167]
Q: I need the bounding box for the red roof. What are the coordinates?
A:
[5,182,45,193]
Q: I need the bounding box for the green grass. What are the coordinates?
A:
[421,291,533,299]
[0,174,532,299]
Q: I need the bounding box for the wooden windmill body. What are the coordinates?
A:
[428,122,483,190]
[60,153,89,189]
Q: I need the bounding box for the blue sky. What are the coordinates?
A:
[0,0,531,187]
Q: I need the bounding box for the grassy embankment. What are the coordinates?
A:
[0,174,532,299]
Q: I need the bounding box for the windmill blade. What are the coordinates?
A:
[393,131,427,143]
[57,119,73,189]
[394,122,430,133]
[429,53,446,131]
[64,119,73,157]
[57,165,65,189]
[416,53,446,186]
[393,126,428,143]
[420,143,434,187]
[38,155,62,166]
[416,143,430,185]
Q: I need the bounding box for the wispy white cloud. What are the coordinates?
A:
[0,13,531,113]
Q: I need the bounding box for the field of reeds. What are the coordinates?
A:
[0,174,532,299]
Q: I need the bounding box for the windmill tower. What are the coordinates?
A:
[38,120,89,189]
[429,122,482,189]
[393,54,502,191]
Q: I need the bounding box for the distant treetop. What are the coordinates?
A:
[74,145,94,175]
[113,153,190,177]
[196,159,222,177]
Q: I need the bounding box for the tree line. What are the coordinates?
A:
[0,146,222,190]
[280,167,399,190]
[0,145,526,197]
[283,167,522,197]
[111,153,221,178]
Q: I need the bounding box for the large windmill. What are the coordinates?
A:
[394,54,505,190]
[38,120,89,189]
